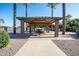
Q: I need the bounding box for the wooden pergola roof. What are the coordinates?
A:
[17,17,62,24]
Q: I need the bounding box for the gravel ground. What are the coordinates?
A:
[52,40,79,56]
[0,39,28,56]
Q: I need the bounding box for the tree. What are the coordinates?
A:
[25,3,28,31]
[62,14,71,31]
[47,3,58,18]
[13,3,16,34]
[74,18,79,34]
[24,3,31,17]
[23,3,30,31]
[74,18,79,29]
[0,19,5,26]
[65,15,76,31]
[24,3,33,31]
[26,3,28,17]
[65,14,72,22]
[47,3,59,32]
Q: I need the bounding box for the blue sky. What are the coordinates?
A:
[0,3,79,27]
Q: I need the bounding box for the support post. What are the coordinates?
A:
[31,24,33,32]
[55,20,59,37]
[46,24,49,33]
[29,24,32,33]
[21,20,24,34]
[34,24,35,32]
[26,23,27,31]
[45,24,47,32]
[51,24,53,31]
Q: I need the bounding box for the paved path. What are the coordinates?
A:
[15,38,66,56]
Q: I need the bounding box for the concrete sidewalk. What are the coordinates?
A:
[15,38,66,56]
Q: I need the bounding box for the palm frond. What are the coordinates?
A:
[23,3,34,6]
[47,3,59,8]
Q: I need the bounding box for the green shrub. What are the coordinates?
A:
[35,28,44,35]
[0,30,10,48]
[66,25,72,31]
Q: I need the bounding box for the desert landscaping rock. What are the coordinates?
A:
[52,40,79,56]
[0,39,28,56]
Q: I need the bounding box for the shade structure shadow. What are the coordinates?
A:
[9,33,32,39]
[30,33,56,38]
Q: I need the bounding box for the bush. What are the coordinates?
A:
[0,30,10,48]
[35,28,44,35]
[66,25,72,31]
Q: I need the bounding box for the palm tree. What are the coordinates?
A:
[26,3,28,17]
[65,15,72,31]
[13,3,16,34]
[0,19,5,26]
[62,3,66,35]
[22,3,29,32]
[47,3,58,32]
[74,18,79,29]
[25,3,28,31]
[65,14,72,23]
[24,3,29,17]
[47,3,58,18]
[24,3,33,31]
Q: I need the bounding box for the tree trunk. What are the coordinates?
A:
[62,3,66,35]
[26,3,28,31]
[26,3,28,17]
[13,3,16,34]
[51,7,53,18]
[51,7,53,31]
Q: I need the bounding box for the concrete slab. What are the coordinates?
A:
[15,38,66,56]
